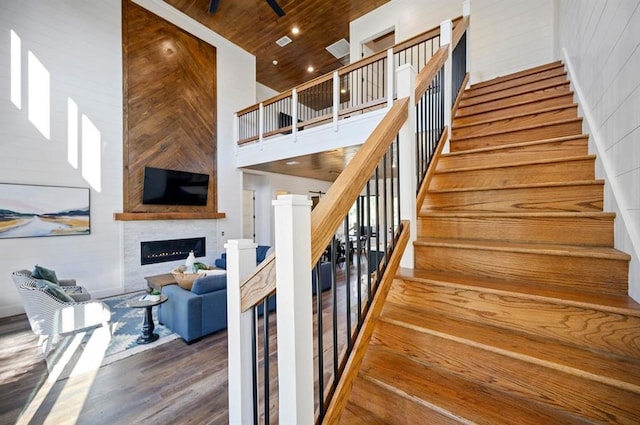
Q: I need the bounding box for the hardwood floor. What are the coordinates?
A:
[0,313,230,424]
[0,260,371,424]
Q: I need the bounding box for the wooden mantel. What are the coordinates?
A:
[114,212,226,221]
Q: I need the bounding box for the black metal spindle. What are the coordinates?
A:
[263,298,270,425]
[251,308,258,425]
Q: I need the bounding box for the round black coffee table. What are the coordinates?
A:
[127,294,168,344]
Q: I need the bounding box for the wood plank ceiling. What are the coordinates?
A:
[165,0,389,92]
[164,0,390,182]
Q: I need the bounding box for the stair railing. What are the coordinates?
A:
[226,97,409,424]
[226,11,471,425]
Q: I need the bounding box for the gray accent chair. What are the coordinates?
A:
[12,270,111,357]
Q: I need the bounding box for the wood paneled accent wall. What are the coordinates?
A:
[121,0,219,216]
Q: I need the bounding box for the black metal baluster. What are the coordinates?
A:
[262,298,270,425]
[251,308,258,425]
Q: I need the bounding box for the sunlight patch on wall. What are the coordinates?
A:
[27,51,50,139]
[10,30,21,109]
[67,98,79,168]
[81,115,101,192]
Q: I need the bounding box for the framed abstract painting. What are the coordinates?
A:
[0,183,90,239]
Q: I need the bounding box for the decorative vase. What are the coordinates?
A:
[185,250,196,273]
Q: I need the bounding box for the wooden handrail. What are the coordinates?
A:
[338,50,387,76]
[240,252,276,311]
[414,45,449,102]
[310,97,409,265]
[452,15,470,48]
[295,72,334,93]
[239,97,409,311]
[322,220,410,424]
[262,89,293,107]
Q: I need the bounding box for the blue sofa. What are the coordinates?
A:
[158,260,331,343]
[158,273,227,343]
[214,245,271,270]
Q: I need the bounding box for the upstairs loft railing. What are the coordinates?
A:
[236,18,464,146]
[226,13,470,425]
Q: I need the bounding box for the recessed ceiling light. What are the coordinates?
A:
[286,160,300,165]
[340,88,346,93]
[292,27,299,34]
[307,66,314,72]
[272,60,278,65]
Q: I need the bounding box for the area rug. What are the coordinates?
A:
[47,291,180,380]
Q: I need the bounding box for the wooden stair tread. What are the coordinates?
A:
[455,84,571,117]
[468,61,564,90]
[463,68,568,99]
[434,154,595,174]
[453,103,578,130]
[444,134,589,157]
[418,211,616,219]
[369,315,640,423]
[458,78,570,108]
[380,302,640,393]
[358,346,592,425]
[450,117,582,142]
[455,90,574,119]
[340,402,391,425]
[414,237,631,261]
[427,179,604,193]
[397,267,640,320]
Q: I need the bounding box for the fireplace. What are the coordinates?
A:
[140,237,205,265]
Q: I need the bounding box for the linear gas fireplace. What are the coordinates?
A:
[141,237,205,265]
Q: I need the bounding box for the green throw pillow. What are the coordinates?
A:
[34,279,75,303]
[33,265,59,284]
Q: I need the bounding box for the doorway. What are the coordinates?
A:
[242,189,255,241]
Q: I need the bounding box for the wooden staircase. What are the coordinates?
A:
[338,61,640,424]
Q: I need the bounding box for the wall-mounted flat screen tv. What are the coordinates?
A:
[142,166,209,206]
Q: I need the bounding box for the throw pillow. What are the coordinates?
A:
[34,279,75,302]
[33,265,59,284]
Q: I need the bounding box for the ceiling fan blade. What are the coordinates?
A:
[266,0,285,17]
[208,0,220,13]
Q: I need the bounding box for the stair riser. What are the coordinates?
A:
[417,215,614,246]
[431,157,595,190]
[422,184,603,213]
[349,376,455,425]
[372,319,640,424]
[454,93,575,125]
[457,84,571,117]
[450,120,583,151]
[414,244,628,295]
[436,138,588,171]
[452,106,578,139]
[459,76,569,108]
[464,67,567,98]
[388,280,639,357]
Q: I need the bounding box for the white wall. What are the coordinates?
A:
[0,0,256,317]
[350,0,460,61]
[0,0,123,317]
[352,0,555,85]
[469,0,555,83]
[556,0,640,300]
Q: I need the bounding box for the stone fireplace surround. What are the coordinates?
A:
[122,220,219,293]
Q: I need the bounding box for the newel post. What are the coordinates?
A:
[396,64,417,268]
[273,194,314,424]
[226,239,258,425]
